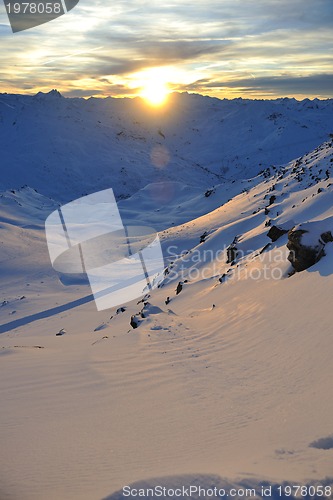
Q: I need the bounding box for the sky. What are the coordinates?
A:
[0,0,332,100]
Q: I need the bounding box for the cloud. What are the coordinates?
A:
[0,0,332,98]
[180,74,333,99]
[227,74,333,95]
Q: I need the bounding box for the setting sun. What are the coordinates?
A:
[141,79,169,106]
[129,68,172,106]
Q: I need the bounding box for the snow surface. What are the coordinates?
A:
[0,93,333,500]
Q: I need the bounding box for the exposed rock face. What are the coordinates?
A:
[226,245,237,264]
[287,227,333,272]
[267,225,288,242]
[226,236,238,264]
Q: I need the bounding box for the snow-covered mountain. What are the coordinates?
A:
[1,93,333,500]
[1,90,332,200]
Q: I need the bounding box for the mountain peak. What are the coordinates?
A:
[34,89,63,99]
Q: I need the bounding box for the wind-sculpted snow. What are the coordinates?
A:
[1,98,333,499]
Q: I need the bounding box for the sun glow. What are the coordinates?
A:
[131,68,172,106]
[141,79,169,106]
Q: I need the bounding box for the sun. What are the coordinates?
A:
[141,79,169,106]
[132,68,171,107]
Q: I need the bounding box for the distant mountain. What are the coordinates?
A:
[0,91,332,202]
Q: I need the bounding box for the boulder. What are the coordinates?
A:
[287,225,333,272]
[130,315,140,329]
[267,225,288,242]
[321,231,333,243]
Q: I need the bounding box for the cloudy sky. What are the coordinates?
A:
[0,0,332,99]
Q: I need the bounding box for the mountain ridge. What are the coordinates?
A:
[1,92,332,201]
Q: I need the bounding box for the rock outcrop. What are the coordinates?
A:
[267,225,288,242]
[287,223,333,272]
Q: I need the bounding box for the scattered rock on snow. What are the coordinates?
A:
[226,244,237,264]
[200,231,208,243]
[56,328,66,336]
[116,306,126,314]
[130,315,140,329]
[204,188,215,198]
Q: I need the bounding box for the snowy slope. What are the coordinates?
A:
[0,95,333,500]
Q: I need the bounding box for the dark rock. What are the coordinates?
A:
[176,282,183,295]
[56,328,66,336]
[139,301,150,317]
[260,243,271,254]
[116,307,126,314]
[136,294,150,304]
[321,231,333,243]
[204,188,214,198]
[226,245,237,264]
[165,297,170,305]
[268,195,276,206]
[200,231,208,243]
[287,229,325,272]
[130,315,140,329]
[267,225,288,242]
